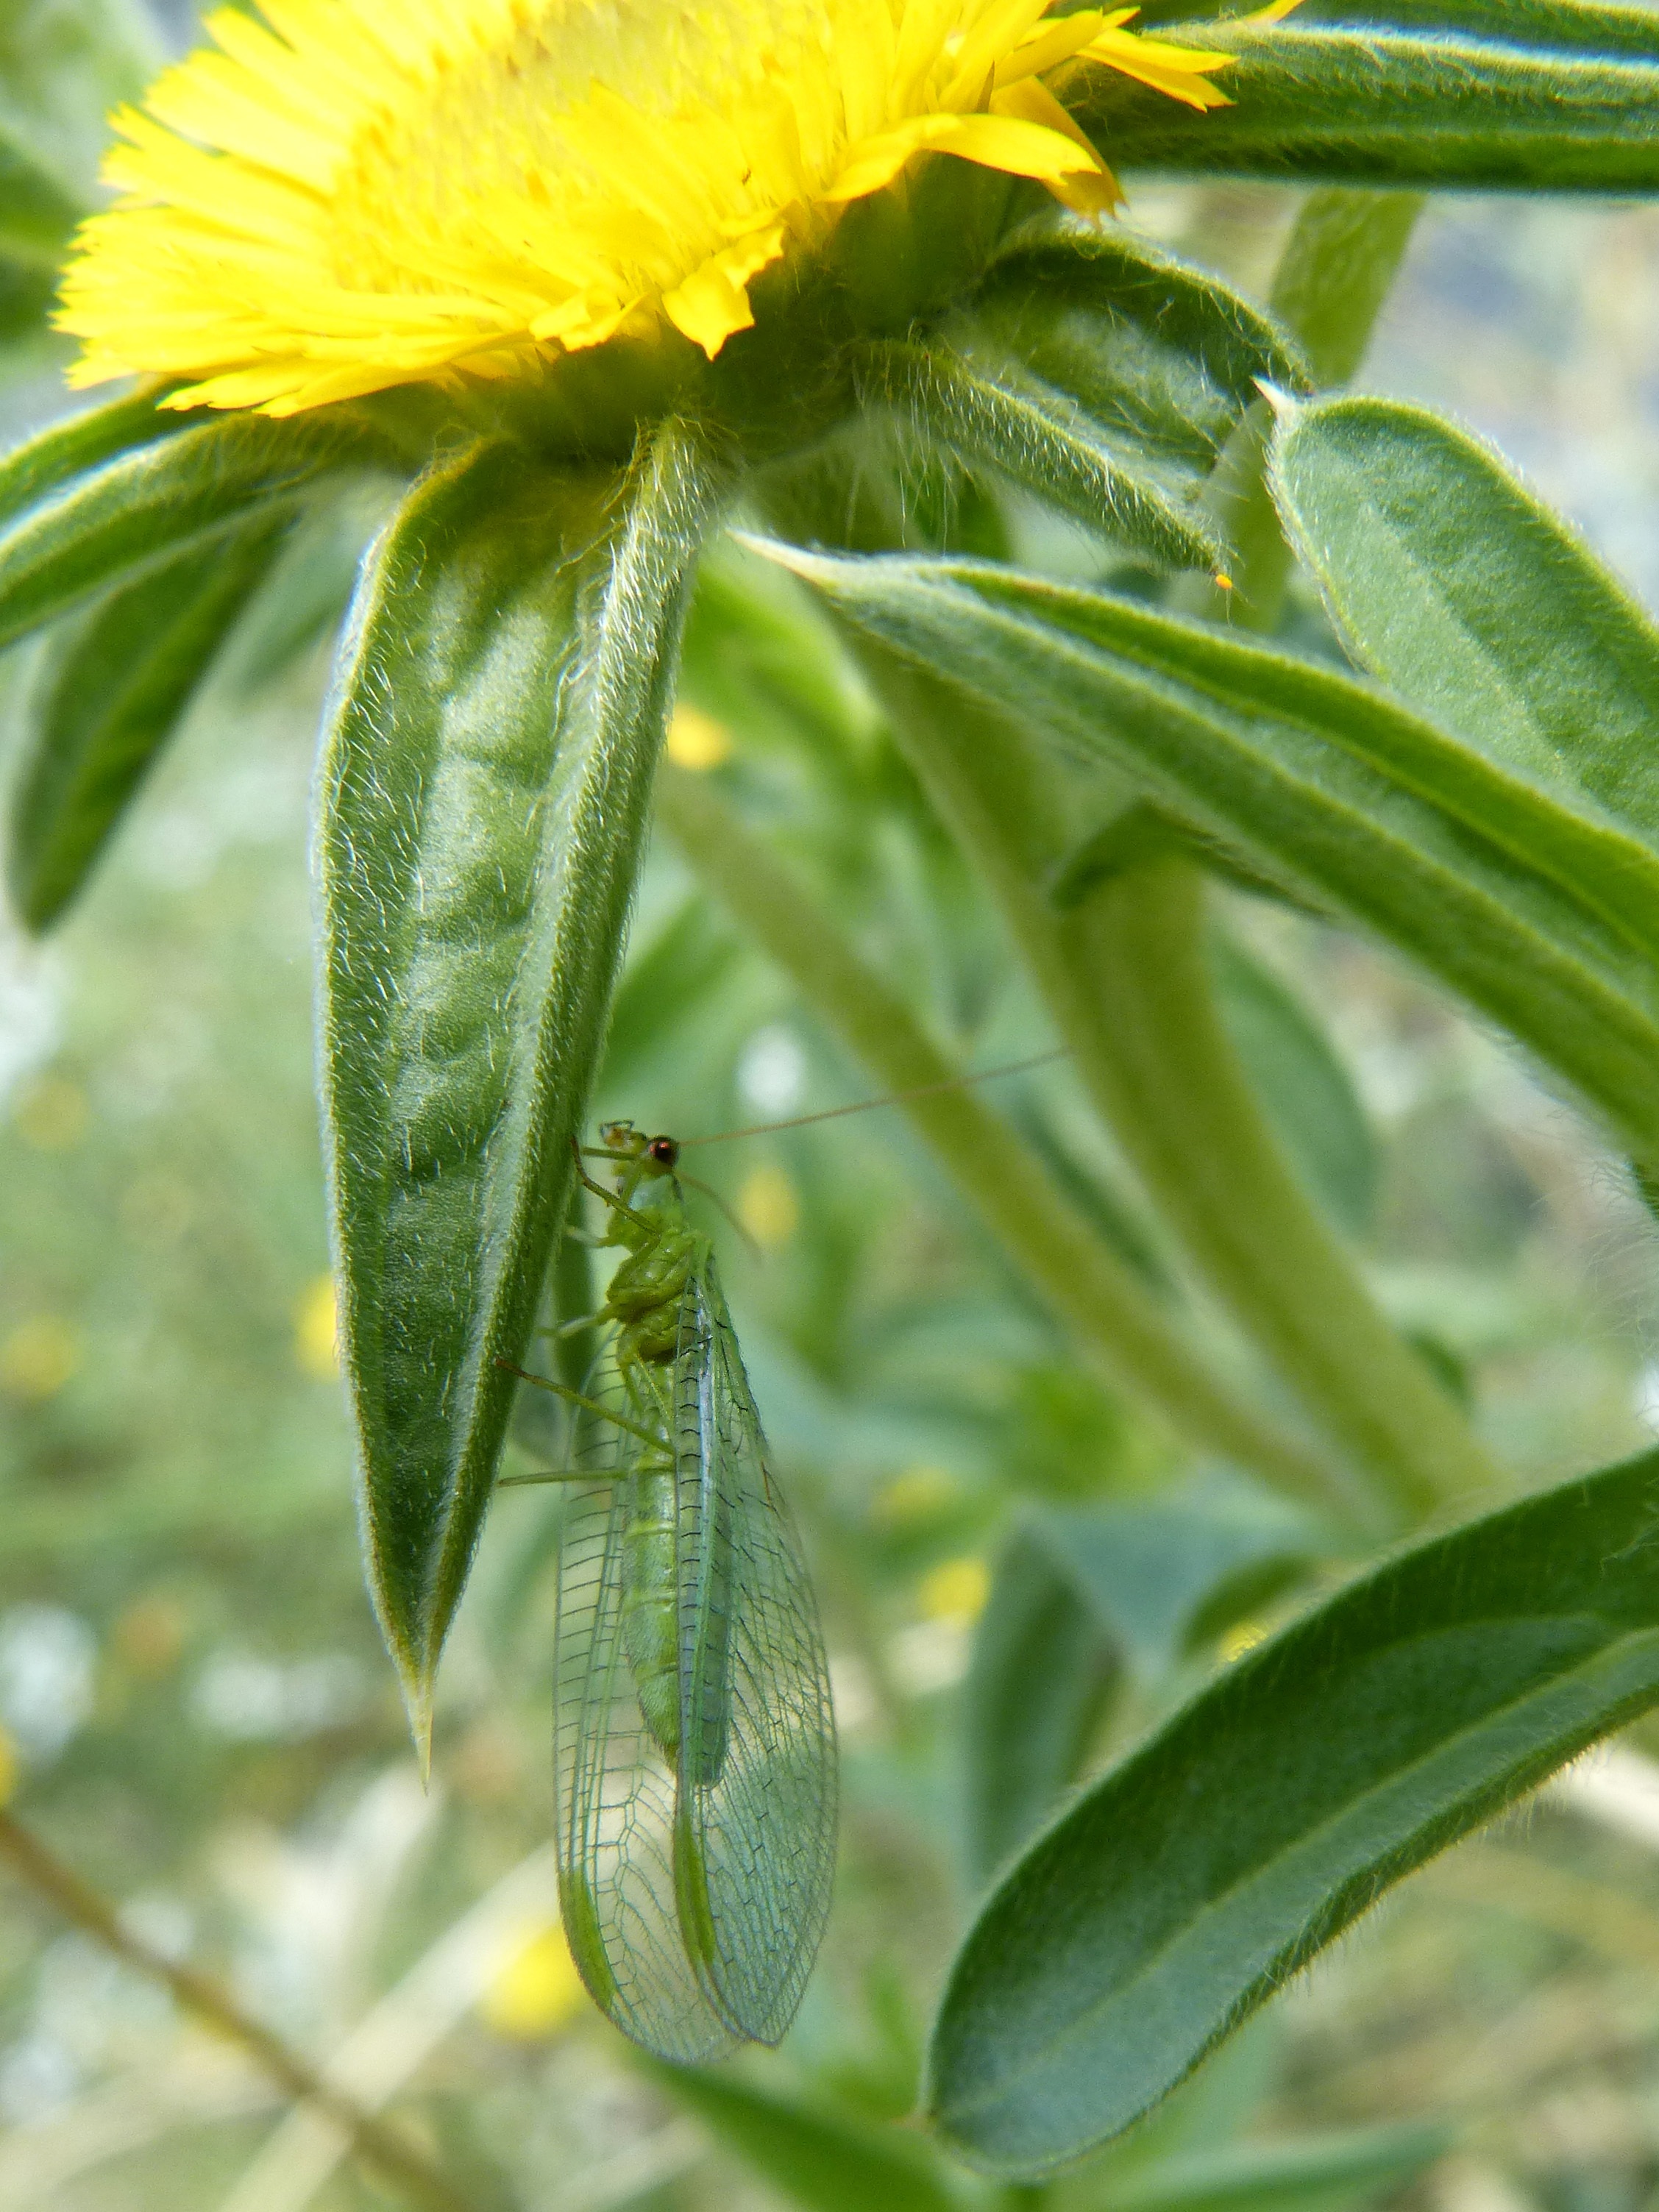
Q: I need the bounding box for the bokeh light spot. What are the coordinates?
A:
[736,1163,799,1251]
[0,1316,79,1402]
[480,1921,585,2040]
[12,1075,89,1151]
[294,1275,340,1379]
[665,704,733,771]
[917,1555,990,1628]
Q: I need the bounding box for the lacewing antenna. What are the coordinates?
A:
[678,1047,1068,1149]
[678,1170,762,1260]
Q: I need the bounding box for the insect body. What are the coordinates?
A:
[510,1121,837,2063]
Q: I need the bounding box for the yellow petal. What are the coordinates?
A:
[661,223,787,358]
[991,78,1123,214]
[60,0,1264,413]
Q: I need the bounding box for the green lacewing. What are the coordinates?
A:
[505,1120,836,2063]
[500,1053,1064,2059]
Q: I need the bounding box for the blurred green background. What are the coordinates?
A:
[7,4,1659,2209]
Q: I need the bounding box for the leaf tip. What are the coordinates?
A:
[730,530,827,583]
[398,1664,436,1784]
[1257,377,1299,422]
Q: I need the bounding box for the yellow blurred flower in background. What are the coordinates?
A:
[293,1273,340,1379]
[480,1921,586,2039]
[917,1553,990,1627]
[0,1315,80,1403]
[664,704,733,771]
[736,1162,800,1251]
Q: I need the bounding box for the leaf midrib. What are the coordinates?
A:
[917,575,1659,1028]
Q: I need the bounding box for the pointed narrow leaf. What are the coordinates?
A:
[9,513,291,930]
[319,424,723,1724]
[929,1446,1659,2174]
[861,339,1223,572]
[647,2065,957,2212]
[1269,396,1659,849]
[1045,1482,1331,1683]
[767,545,1659,1176]
[1107,2124,1455,2212]
[1076,18,1659,193]
[230,492,384,691]
[0,391,185,537]
[1211,932,1377,1239]
[1282,1,1659,52]
[962,1526,1120,1888]
[970,227,1310,469]
[0,407,405,650]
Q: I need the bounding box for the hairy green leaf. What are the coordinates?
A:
[929,1446,1659,2172]
[1278,1,1659,53]
[1269,396,1659,848]
[8,513,291,931]
[860,338,1223,572]
[0,407,406,650]
[0,391,185,537]
[647,2064,956,2212]
[1076,17,1659,193]
[319,425,723,1732]
[1211,932,1377,1239]
[970,225,1310,470]
[765,545,1659,1177]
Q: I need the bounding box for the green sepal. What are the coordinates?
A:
[0,405,407,651]
[928,1444,1659,2173]
[861,337,1223,572]
[765,544,1659,1177]
[318,424,724,1740]
[1076,15,1659,193]
[1268,394,1659,849]
[8,512,291,931]
[971,224,1312,468]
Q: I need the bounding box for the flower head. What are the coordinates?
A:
[58,1,1290,418]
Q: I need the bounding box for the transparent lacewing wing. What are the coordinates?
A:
[552,1223,837,2060]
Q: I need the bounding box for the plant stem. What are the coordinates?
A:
[870,182,1491,1518]
[658,763,1353,1518]
[1059,860,1503,1519]
[850,647,1493,1524]
[0,1808,476,2212]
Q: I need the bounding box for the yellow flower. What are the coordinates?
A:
[480,1921,586,2038]
[56,0,1293,419]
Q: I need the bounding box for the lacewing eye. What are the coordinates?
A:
[649,1136,680,1169]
